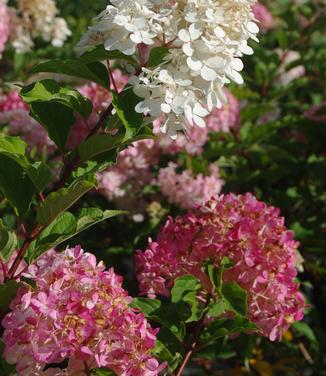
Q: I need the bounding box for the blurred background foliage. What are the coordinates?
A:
[0,0,325,375]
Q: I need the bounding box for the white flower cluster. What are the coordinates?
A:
[78,0,259,137]
[9,0,71,53]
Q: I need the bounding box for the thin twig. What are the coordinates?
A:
[298,342,314,365]
[175,297,210,376]
[107,60,119,93]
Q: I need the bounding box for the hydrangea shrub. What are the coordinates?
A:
[1,0,323,374]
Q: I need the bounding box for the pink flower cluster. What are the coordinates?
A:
[252,3,275,32]
[136,193,305,341]
[2,247,163,376]
[158,163,224,210]
[97,139,160,201]
[0,0,10,58]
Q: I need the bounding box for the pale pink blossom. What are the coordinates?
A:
[276,50,305,86]
[252,3,275,32]
[0,90,55,153]
[158,163,224,210]
[153,116,210,156]
[2,246,163,376]
[136,194,305,341]
[205,89,240,133]
[97,139,160,200]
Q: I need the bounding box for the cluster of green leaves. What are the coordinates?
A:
[132,260,255,373]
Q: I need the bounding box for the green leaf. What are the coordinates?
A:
[112,88,144,141]
[0,136,52,192]
[26,161,52,192]
[30,45,136,87]
[207,300,229,318]
[132,298,186,342]
[20,80,92,119]
[206,263,221,290]
[183,290,202,323]
[147,47,170,67]
[0,153,37,217]
[157,327,185,370]
[0,280,21,314]
[20,80,93,149]
[78,134,123,163]
[27,208,125,262]
[171,275,202,323]
[131,297,185,369]
[30,60,110,89]
[131,297,162,316]
[205,257,235,293]
[0,221,18,262]
[171,275,201,303]
[292,322,317,343]
[36,179,96,226]
[222,282,248,317]
[200,317,257,346]
[80,45,136,65]
[0,143,51,213]
[152,340,183,372]
[0,136,26,154]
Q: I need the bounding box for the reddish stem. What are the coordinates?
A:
[5,224,43,281]
[175,297,210,376]
[107,60,119,93]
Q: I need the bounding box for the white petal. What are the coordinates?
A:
[187,57,202,71]
[193,103,209,117]
[172,96,186,114]
[161,103,171,113]
[189,23,202,40]
[133,85,149,98]
[214,26,225,38]
[184,105,193,124]
[135,101,150,113]
[229,69,244,84]
[201,65,217,81]
[207,93,214,111]
[247,21,259,34]
[130,32,142,44]
[142,37,155,45]
[239,41,254,55]
[178,29,190,42]
[231,58,244,71]
[183,43,194,57]
[193,115,206,128]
